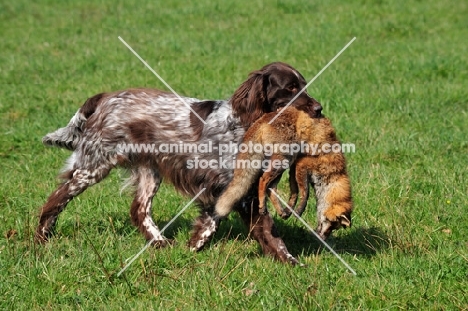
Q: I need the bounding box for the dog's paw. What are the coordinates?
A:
[34,226,53,244]
[149,238,173,248]
[188,213,219,252]
[34,233,49,244]
[188,238,207,252]
[285,253,306,267]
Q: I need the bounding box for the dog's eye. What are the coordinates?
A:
[287,85,298,92]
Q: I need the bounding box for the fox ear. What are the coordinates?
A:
[338,214,351,228]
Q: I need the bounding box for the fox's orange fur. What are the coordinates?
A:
[284,156,352,239]
[215,107,353,239]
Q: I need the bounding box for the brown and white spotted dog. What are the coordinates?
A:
[36,62,323,265]
[214,107,353,240]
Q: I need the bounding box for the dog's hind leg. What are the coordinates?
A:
[128,166,168,247]
[35,160,112,243]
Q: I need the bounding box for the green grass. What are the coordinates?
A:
[1,0,467,309]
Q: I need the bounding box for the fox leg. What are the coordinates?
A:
[259,154,292,216]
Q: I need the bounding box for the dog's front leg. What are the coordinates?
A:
[237,199,301,265]
[188,211,220,251]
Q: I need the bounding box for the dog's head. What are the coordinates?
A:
[231,62,323,128]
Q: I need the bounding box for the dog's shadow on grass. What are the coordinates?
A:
[92,212,195,241]
[194,214,391,259]
[87,212,389,260]
[275,219,391,258]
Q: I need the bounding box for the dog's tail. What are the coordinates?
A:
[214,151,264,218]
[42,93,104,151]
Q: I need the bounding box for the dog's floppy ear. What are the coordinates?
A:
[338,214,352,228]
[230,70,267,128]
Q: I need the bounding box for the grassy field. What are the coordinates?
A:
[1,0,467,309]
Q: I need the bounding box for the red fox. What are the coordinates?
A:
[214,107,353,239]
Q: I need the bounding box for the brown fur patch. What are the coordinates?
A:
[128,119,159,144]
[79,93,105,119]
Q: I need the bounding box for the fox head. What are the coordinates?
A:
[316,213,351,240]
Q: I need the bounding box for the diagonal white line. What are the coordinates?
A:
[117,188,206,277]
[269,188,357,275]
[269,37,357,124]
[118,36,207,125]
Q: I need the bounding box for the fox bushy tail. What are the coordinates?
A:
[215,152,265,217]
